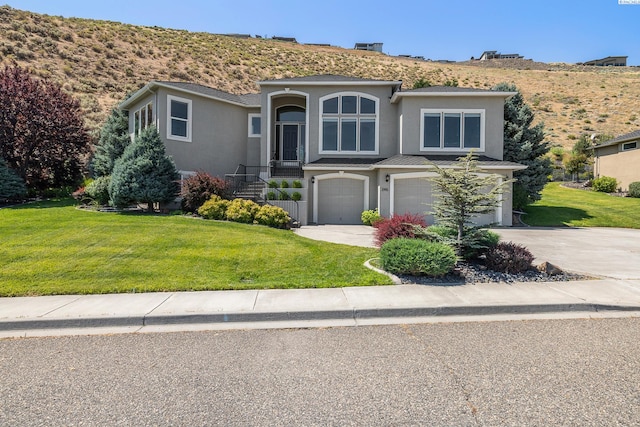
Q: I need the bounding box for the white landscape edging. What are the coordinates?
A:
[364,258,402,285]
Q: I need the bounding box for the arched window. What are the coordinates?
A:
[319,93,378,154]
[276,106,305,122]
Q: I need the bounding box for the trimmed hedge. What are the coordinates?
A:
[380,238,457,276]
[628,182,640,198]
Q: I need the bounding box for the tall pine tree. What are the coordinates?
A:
[109,126,179,211]
[0,157,26,201]
[493,83,552,209]
[91,108,131,177]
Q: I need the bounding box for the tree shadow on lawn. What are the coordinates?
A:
[1,198,77,210]
[524,206,592,226]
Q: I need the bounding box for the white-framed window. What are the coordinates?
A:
[319,92,379,154]
[420,109,485,152]
[167,95,192,142]
[622,141,638,151]
[248,113,261,137]
[134,102,154,136]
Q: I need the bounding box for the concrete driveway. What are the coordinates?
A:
[294,225,640,280]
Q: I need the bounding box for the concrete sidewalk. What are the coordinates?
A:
[3,279,640,338]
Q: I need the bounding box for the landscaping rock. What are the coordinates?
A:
[537,261,563,275]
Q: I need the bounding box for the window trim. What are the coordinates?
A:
[167,95,192,142]
[319,92,380,155]
[248,113,261,138]
[133,102,154,137]
[420,108,485,152]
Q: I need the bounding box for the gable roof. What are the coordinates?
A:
[594,129,640,149]
[259,74,402,87]
[119,81,260,110]
[391,86,516,102]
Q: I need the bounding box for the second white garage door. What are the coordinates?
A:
[393,177,435,224]
[317,178,364,224]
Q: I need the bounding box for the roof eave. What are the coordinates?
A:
[259,80,402,87]
[390,91,518,103]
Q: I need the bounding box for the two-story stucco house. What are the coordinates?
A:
[119,75,525,225]
[593,129,640,192]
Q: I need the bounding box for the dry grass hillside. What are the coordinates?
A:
[1,6,639,148]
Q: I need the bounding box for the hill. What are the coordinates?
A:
[1,5,638,148]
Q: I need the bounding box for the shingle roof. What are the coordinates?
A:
[305,155,526,170]
[594,129,640,149]
[375,155,525,169]
[156,81,259,106]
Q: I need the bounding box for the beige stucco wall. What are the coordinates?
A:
[595,144,640,191]
[396,96,505,160]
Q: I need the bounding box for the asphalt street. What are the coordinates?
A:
[2,318,639,426]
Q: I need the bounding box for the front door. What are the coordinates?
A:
[282,124,298,161]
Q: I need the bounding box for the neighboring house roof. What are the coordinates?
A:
[258,74,402,87]
[391,86,516,102]
[594,129,640,149]
[119,81,260,110]
[304,155,526,171]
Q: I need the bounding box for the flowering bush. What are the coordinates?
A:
[373,213,427,247]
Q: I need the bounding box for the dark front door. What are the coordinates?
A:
[282,124,298,161]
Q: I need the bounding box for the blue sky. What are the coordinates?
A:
[5,0,640,65]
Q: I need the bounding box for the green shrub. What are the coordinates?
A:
[380,238,457,276]
[592,176,618,193]
[361,209,382,226]
[291,191,302,201]
[420,225,499,260]
[180,171,229,213]
[255,204,291,228]
[278,191,289,200]
[628,182,640,198]
[0,158,27,200]
[225,198,260,223]
[266,191,277,200]
[292,180,303,188]
[85,175,111,205]
[268,180,278,188]
[373,213,427,246]
[197,195,230,220]
[280,181,289,188]
[485,241,534,273]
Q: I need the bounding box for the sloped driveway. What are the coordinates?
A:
[295,225,640,280]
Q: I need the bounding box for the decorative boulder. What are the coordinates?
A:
[537,261,563,276]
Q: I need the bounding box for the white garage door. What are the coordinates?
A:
[317,178,364,224]
[393,177,435,224]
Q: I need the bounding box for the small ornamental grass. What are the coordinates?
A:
[255,204,291,228]
[197,195,230,220]
[485,241,534,274]
[373,213,427,246]
[380,238,457,276]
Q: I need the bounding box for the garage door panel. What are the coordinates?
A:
[394,178,434,224]
[317,178,364,224]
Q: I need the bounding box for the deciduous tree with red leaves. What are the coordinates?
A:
[0,65,90,192]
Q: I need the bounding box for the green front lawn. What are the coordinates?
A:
[524,182,640,228]
[0,200,390,297]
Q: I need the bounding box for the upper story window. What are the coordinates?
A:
[319,93,379,154]
[248,113,261,137]
[133,102,154,136]
[622,141,638,151]
[167,95,192,142]
[421,109,485,152]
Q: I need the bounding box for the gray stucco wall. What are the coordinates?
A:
[155,88,248,177]
[261,84,398,166]
[397,96,505,160]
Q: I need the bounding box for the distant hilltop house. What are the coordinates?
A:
[354,42,383,53]
[477,51,524,60]
[272,36,297,43]
[580,56,627,67]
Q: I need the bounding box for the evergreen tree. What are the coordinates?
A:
[493,82,552,209]
[91,108,131,177]
[0,157,26,200]
[109,126,179,211]
[430,152,513,255]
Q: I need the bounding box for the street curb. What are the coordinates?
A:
[2,303,640,331]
